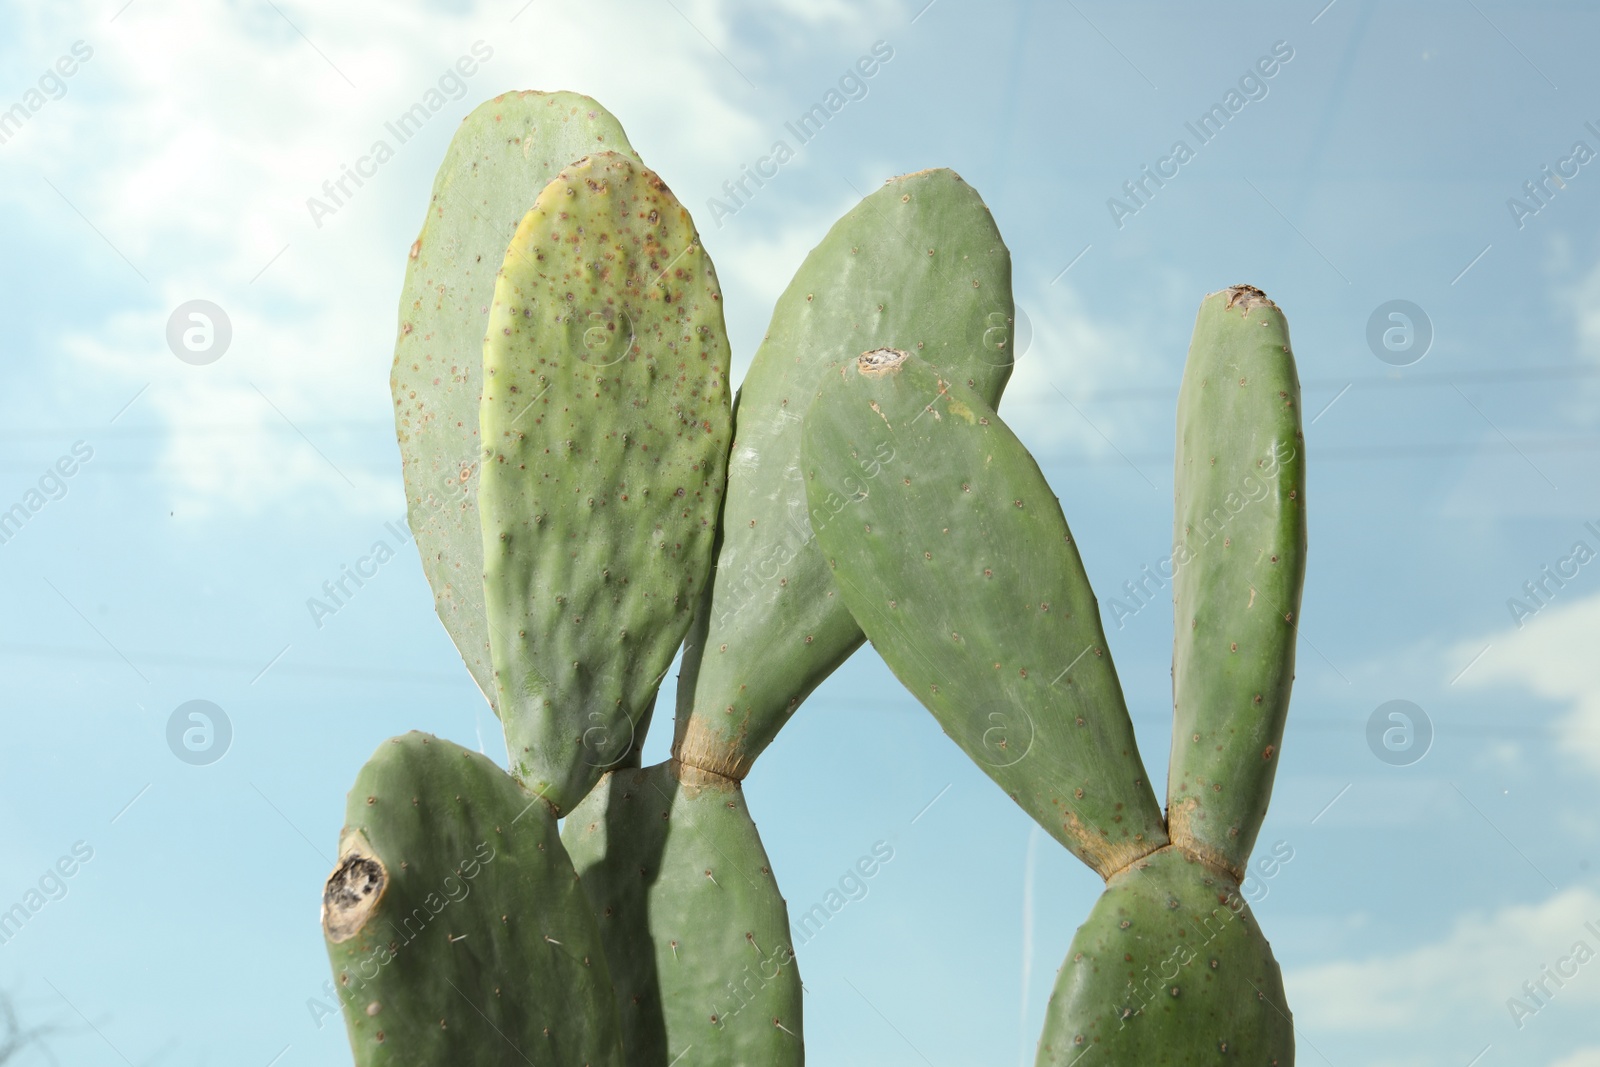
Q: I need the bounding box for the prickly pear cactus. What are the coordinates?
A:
[479,150,732,814]
[353,72,1310,1065]
[562,169,1020,1067]
[801,283,1305,1065]
[1168,285,1306,877]
[799,349,1167,876]
[391,92,640,712]
[321,732,624,1066]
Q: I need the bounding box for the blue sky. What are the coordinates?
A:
[3,1,1600,1064]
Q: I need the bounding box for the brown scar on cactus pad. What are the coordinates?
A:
[322,836,386,944]
[858,347,909,376]
[1222,282,1276,313]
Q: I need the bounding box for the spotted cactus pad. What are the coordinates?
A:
[478,151,732,814]
[391,92,642,714]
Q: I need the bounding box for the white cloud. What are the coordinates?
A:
[1288,887,1600,1033]
[1455,589,1600,775]
[6,0,886,516]
[1550,240,1600,425]
[1551,1049,1600,1067]
[999,281,1168,463]
[1563,249,1600,368]
[677,0,902,51]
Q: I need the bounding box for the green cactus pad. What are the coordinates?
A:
[562,762,802,1067]
[674,168,1016,779]
[320,732,623,1066]
[478,151,732,813]
[1168,285,1306,877]
[1034,847,1293,1065]
[391,92,641,712]
[800,349,1166,877]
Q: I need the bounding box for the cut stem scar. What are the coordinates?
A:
[321,837,387,944]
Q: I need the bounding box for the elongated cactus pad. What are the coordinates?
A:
[1168,285,1306,876]
[320,732,623,1066]
[674,168,1016,779]
[392,92,640,711]
[479,151,732,813]
[801,349,1165,877]
[563,763,802,1066]
[1034,847,1292,1064]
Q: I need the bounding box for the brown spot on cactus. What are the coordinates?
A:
[321,842,385,943]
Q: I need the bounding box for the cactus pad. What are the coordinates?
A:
[800,349,1166,877]
[1168,285,1307,876]
[1033,847,1292,1064]
[320,731,623,1066]
[478,151,732,813]
[563,763,802,1066]
[391,92,640,711]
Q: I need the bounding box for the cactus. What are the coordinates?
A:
[332,74,1310,1065]
[478,149,731,813]
[562,168,1018,1065]
[1168,284,1307,876]
[800,283,1305,1063]
[562,762,801,1064]
[391,91,640,712]
[329,129,730,1065]
[798,350,1167,872]
[1033,847,1289,1060]
[321,732,624,1066]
